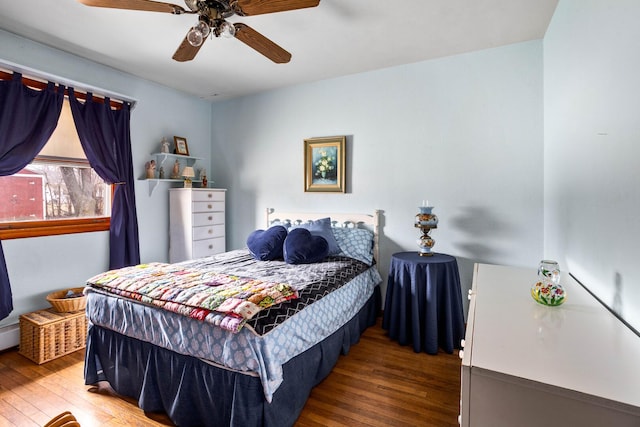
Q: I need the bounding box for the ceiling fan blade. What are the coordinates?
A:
[233,0,319,16]
[172,34,206,62]
[234,23,291,63]
[77,0,187,14]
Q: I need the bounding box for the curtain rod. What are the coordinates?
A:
[0,60,137,109]
[0,70,125,110]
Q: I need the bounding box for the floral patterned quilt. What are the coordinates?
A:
[86,262,297,333]
[86,249,371,336]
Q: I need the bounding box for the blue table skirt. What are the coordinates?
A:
[382,252,465,354]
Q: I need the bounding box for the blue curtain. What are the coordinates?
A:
[0,73,64,320]
[68,89,140,269]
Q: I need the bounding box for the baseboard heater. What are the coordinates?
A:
[0,323,19,351]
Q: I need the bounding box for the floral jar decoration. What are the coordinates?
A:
[531,260,566,306]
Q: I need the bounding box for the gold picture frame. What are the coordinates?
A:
[174,136,189,156]
[304,136,346,193]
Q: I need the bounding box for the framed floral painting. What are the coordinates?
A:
[304,136,346,193]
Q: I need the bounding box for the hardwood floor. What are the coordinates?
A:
[0,318,461,427]
[296,319,462,427]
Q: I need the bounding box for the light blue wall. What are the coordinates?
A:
[0,31,546,334]
[211,40,545,309]
[0,29,212,328]
[544,0,640,332]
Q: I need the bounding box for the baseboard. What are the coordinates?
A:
[0,323,19,351]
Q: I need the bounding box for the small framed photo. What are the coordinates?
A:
[304,136,346,193]
[174,136,189,156]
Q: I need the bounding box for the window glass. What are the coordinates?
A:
[0,162,110,222]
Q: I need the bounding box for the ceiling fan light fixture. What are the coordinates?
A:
[187,26,204,47]
[217,21,236,38]
[196,20,211,38]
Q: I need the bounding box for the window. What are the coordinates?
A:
[0,97,112,239]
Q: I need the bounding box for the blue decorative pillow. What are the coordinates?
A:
[246,225,288,261]
[291,217,341,255]
[332,227,375,265]
[283,228,329,264]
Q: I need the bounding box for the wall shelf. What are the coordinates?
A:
[142,178,204,195]
[145,178,199,183]
[151,152,203,167]
[142,152,205,195]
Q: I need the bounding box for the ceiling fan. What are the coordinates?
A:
[77,0,320,63]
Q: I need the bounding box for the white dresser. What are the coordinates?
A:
[460,263,640,427]
[169,188,226,263]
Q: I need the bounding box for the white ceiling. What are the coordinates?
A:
[0,0,558,102]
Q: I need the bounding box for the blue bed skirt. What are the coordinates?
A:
[85,286,381,427]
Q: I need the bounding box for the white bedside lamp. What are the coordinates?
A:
[181,166,195,188]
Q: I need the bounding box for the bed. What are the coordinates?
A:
[83,209,382,427]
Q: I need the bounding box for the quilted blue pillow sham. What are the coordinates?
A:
[291,217,341,255]
[246,225,288,261]
[332,227,375,265]
[283,228,329,264]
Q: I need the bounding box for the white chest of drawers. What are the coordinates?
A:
[169,188,226,263]
[460,263,640,426]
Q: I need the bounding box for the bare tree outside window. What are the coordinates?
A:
[0,162,108,222]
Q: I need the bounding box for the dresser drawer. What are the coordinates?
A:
[193,224,225,241]
[192,191,225,202]
[192,201,225,213]
[193,212,225,226]
[193,237,225,258]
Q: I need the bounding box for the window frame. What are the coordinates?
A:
[0,70,123,240]
[0,217,111,240]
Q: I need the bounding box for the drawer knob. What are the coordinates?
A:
[208,229,213,234]
[208,245,213,249]
[461,339,465,348]
[208,216,213,221]
[208,204,212,209]
[207,193,212,198]
[459,349,464,359]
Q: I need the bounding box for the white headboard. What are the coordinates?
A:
[265,208,381,267]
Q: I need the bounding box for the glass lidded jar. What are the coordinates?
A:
[532,260,566,306]
[538,260,560,285]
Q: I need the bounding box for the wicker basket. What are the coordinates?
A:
[46,287,86,313]
[19,308,87,364]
